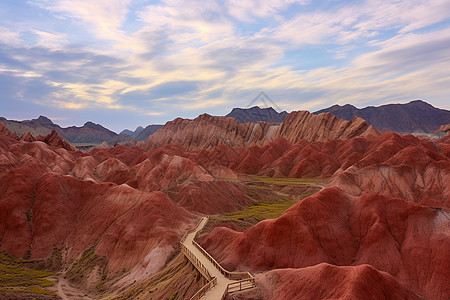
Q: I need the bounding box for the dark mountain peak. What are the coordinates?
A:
[34,116,54,125]
[342,104,357,109]
[83,121,97,128]
[408,99,426,104]
[119,126,145,138]
[135,124,164,141]
[235,106,280,113]
[226,106,288,124]
[253,106,279,113]
[120,129,134,135]
[406,99,433,108]
[318,104,357,113]
[314,100,450,133]
[1,116,118,144]
[83,121,115,133]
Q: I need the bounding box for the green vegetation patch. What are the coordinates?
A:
[0,286,56,295]
[0,253,55,296]
[46,248,62,271]
[169,290,179,300]
[225,199,297,222]
[66,248,98,278]
[66,247,108,291]
[26,209,32,222]
[251,175,323,186]
[214,176,320,225]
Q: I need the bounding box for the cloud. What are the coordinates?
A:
[137,0,234,44]
[0,40,134,112]
[262,0,450,48]
[34,0,131,42]
[293,28,450,108]
[0,26,22,46]
[29,29,67,49]
[355,29,450,72]
[226,0,308,22]
[120,81,200,106]
[356,0,450,33]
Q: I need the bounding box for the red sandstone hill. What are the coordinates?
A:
[278,111,379,142]
[144,110,380,151]
[0,163,196,274]
[200,187,450,299]
[145,114,272,151]
[230,264,422,300]
[190,133,450,207]
[0,122,19,140]
[0,123,281,282]
[0,130,198,284]
[19,131,36,142]
[37,129,77,151]
[436,123,450,134]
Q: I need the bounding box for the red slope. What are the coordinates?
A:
[0,169,195,275]
[0,125,268,277]
[200,187,450,299]
[145,110,380,151]
[37,129,77,151]
[233,264,422,300]
[192,133,450,207]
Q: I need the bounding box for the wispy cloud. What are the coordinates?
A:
[0,26,22,46]
[226,0,308,22]
[29,29,67,49]
[33,0,131,42]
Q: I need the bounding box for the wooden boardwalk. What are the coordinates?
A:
[180,217,255,299]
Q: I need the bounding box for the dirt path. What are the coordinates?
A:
[48,275,95,300]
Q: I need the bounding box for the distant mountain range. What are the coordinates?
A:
[2,100,448,147]
[0,116,117,144]
[226,106,288,124]
[314,100,450,133]
[225,101,450,134]
[120,127,143,137]
[120,125,164,141]
[0,115,164,146]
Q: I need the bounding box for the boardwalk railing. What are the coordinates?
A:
[181,216,256,299]
[181,245,212,281]
[192,239,253,281]
[181,217,204,244]
[190,277,217,300]
[191,219,256,297]
[181,217,218,300]
[226,277,256,293]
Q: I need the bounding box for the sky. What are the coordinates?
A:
[1,0,450,132]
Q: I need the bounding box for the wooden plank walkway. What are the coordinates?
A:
[180,216,255,299]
